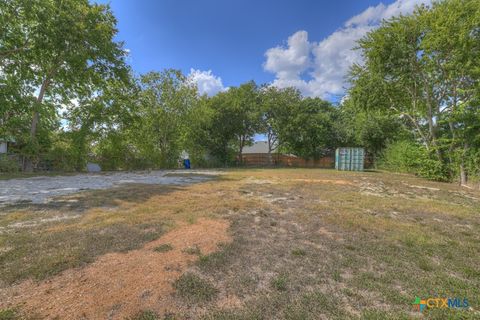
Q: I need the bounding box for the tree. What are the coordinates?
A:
[260,86,302,163]
[350,0,480,184]
[335,97,405,160]
[132,70,198,168]
[0,0,129,171]
[280,97,337,159]
[228,81,262,161]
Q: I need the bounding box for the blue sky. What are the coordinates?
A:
[96,0,429,100]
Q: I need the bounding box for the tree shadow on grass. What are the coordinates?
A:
[1,183,187,213]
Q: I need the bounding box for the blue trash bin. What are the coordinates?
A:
[183,159,191,169]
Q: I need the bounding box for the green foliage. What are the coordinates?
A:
[0,155,19,173]
[260,86,302,158]
[2,0,478,180]
[130,70,197,168]
[187,83,262,166]
[379,140,448,181]
[278,97,337,159]
[349,0,480,184]
[1,0,131,171]
[336,98,405,158]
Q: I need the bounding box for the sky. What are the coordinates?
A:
[96,0,430,101]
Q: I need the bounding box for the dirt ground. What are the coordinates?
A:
[0,169,479,319]
[0,219,230,319]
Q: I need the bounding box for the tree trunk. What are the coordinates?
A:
[426,99,443,163]
[460,143,469,186]
[267,133,272,166]
[24,77,50,172]
[238,136,245,165]
[460,162,467,186]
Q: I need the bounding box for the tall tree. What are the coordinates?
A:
[228,81,262,161]
[260,86,302,163]
[350,0,480,184]
[1,0,129,171]
[280,97,337,159]
[133,70,198,168]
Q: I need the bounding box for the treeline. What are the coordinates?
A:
[348,0,480,185]
[1,0,479,186]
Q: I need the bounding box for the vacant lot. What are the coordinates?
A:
[0,169,479,319]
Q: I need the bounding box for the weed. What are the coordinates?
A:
[153,244,173,253]
[183,245,201,255]
[332,270,341,282]
[0,309,17,320]
[291,248,306,257]
[271,274,288,291]
[128,310,159,320]
[173,273,218,303]
[197,242,236,272]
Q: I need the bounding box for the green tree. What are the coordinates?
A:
[260,86,302,163]
[228,81,262,161]
[336,98,405,160]
[0,0,129,171]
[350,0,480,183]
[131,70,198,168]
[280,97,337,159]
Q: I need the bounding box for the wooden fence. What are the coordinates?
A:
[239,153,373,169]
[239,153,335,168]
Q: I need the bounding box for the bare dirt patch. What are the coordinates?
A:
[0,218,231,319]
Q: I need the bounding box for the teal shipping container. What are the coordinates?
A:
[335,148,364,171]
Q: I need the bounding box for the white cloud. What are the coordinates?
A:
[187,69,226,96]
[263,0,431,99]
[263,31,311,81]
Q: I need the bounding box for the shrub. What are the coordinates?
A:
[0,155,19,173]
[379,140,448,181]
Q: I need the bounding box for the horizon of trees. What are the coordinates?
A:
[1,0,479,186]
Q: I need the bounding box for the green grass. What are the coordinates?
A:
[127,310,160,320]
[291,248,306,257]
[153,243,173,253]
[0,222,164,284]
[173,273,218,303]
[0,309,17,320]
[271,274,288,291]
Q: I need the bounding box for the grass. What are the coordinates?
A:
[1,168,479,319]
[153,243,173,253]
[183,244,201,255]
[291,248,306,257]
[0,309,17,320]
[127,310,160,320]
[271,274,289,291]
[173,273,218,303]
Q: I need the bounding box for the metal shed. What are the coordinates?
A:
[335,148,365,171]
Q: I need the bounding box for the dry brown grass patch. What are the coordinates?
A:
[0,218,231,319]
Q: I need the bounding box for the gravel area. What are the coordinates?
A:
[0,170,220,205]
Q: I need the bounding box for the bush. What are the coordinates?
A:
[0,155,19,173]
[379,140,448,181]
[44,140,77,171]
